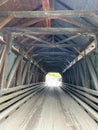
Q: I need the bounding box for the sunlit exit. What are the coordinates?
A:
[45,72,62,87]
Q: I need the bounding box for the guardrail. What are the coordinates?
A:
[0,82,44,122]
[62,83,98,122]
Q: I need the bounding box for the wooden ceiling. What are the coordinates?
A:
[0,0,98,72]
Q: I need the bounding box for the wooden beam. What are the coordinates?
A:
[24,34,50,45]
[0,45,6,74]
[12,45,46,74]
[42,0,51,27]
[0,10,97,18]
[16,42,79,48]
[59,17,90,30]
[0,12,90,31]
[17,19,44,28]
[56,34,81,44]
[26,35,52,54]
[16,57,23,86]
[7,56,22,88]
[34,52,73,55]
[6,27,95,35]
[0,16,13,29]
[0,33,12,89]
[63,40,96,73]
[22,61,30,85]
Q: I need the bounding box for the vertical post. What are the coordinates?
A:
[86,57,98,90]
[76,64,79,85]
[25,62,31,84]
[7,56,22,88]
[94,34,98,74]
[22,61,30,85]
[95,34,98,54]
[29,64,34,84]
[16,56,23,86]
[34,67,38,83]
[33,65,38,83]
[79,62,85,87]
[0,32,12,89]
[0,45,7,74]
[83,51,89,87]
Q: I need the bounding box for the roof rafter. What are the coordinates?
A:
[0,16,13,29]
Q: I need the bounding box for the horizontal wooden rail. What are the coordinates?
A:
[62,83,98,122]
[0,83,44,121]
[66,90,98,122]
[0,82,43,96]
[63,83,98,96]
[67,86,98,104]
[66,88,98,111]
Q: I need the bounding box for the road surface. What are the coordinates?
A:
[0,86,98,130]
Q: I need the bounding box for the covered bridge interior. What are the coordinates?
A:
[0,0,98,130]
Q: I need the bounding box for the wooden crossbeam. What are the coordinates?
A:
[6,27,95,34]
[34,52,73,55]
[0,10,97,18]
[17,43,78,48]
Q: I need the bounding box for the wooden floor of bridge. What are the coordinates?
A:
[0,86,98,130]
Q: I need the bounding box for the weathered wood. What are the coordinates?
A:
[24,34,50,45]
[7,56,22,88]
[25,62,31,84]
[12,45,46,74]
[0,83,42,96]
[64,83,98,96]
[42,0,51,27]
[66,90,98,122]
[94,34,98,53]
[0,33,12,89]
[29,65,34,84]
[0,86,43,122]
[17,43,79,48]
[0,86,39,104]
[17,19,44,28]
[67,88,98,111]
[16,57,23,86]
[56,34,81,44]
[67,86,98,104]
[6,27,96,34]
[63,40,96,73]
[34,52,76,55]
[0,10,97,18]
[59,17,90,30]
[86,58,98,90]
[0,45,6,74]
[0,16,13,29]
[22,61,30,85]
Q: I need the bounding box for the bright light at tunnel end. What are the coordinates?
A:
[45,72,62,87]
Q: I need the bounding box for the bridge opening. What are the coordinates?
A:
[45,72,62,87]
